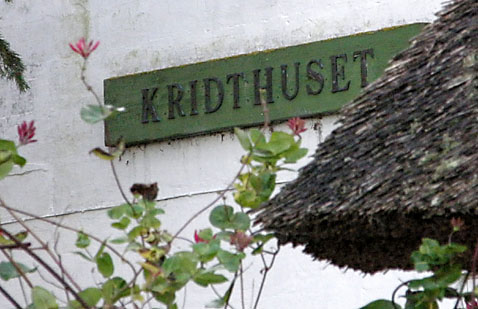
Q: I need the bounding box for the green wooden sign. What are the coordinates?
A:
[104,23,424,146]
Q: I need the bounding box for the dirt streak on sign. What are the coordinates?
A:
[104,24,425,146]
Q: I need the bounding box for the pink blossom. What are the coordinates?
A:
[194,230,208,243]
[287,117,307,136]
[467,300,478,309]
[230,231,252,251]
[69,38,100,59]
[451,217,464,231]
[17,120,37,145]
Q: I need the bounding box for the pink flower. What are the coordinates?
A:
[17,120,37,145]
[467,300,478,309]
[451,217,465,232]
[69,38,100,59]
[194,230,208,243]
[230,231,252,251]
[287,117,307,136]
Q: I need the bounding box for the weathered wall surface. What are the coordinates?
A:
[0,0,444,308]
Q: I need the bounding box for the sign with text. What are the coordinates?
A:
[104,23,424,146]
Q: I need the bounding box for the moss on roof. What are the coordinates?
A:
[255,0,478,273]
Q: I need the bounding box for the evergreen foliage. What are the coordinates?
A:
[0,36,28,92]
[1,0,29,92]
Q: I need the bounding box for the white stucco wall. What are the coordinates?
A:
[0,0,445,308]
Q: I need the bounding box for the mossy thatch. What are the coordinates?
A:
[255,0,478,274]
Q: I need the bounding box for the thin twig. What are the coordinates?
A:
[0,243,31,250]
[253,247,280,309]
[0,249,33,288]
[52,225,71,304]
[110,160,132,206]
[182,284,187,309]
[140,295,155,309]
[37,269,66,290]
[0,197,82,291]
[17,276,28,307]
[175,236,194,245]
[0,200,137,275]
[0,228,90,309]
[454,271,470,309]
[259,89,270,130]
[224,274,237,309]
[391,280,412,308]
[172,163,246,241]
[471,239,478,304]
[210,285,222,299]
[80,60,102,106]
[0,284,22,309]
[239,262,245,309]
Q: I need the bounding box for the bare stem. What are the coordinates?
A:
[172,163,246,241]
[472,239,478,303]
[259,89,270,131]
[0,228,90,309]
[239,262,245,309]
[0,243,31,250]
[453,271,470,309]
[0,249,33,288]
[253,247,280,309]
[391,280,412,308]
[0,284,22,309]
[80,60,102,106]
[110,160,132,206]
[0,197,82,292]
[0,200,137,275]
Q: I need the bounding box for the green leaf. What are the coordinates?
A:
[89,147,116,160]
[283,147,308,163]
[193,240,220,263]
[0,139,16,152]
[193,270,228,287]
[257,131,294,155]
[0,150,12,165]
[0,157,13,180]
[32,286,58,309]
[234,128,252,151]
[80,104,124,124]
[360,299,401,309]
[0,261,36,280]
[209,205,235,230]
[96,252,114,278]
[234,189,257,208]
[231,212,250,231]
[198,228,214,241]
[102,277,127,305]
[141,213,161,229]
[253,233,275,243]
[14,231,28,242]
[111,217,131,230]
[107,204,128,219]
[110,237,129,244]
[73,251,92,262]
[75,232,90,249]
[125,204,145,219]
[163,252,198,277]
[206,297,226,308]
[249,129,266,146]
[90,138,125,161]
[154,290,176,306]
[128,226,147,241]
[11,154,26,167]
[436,264,463,287]
[68,287,102,308]
[217,250,241,272]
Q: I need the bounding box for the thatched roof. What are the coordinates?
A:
[255,0,478,274]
